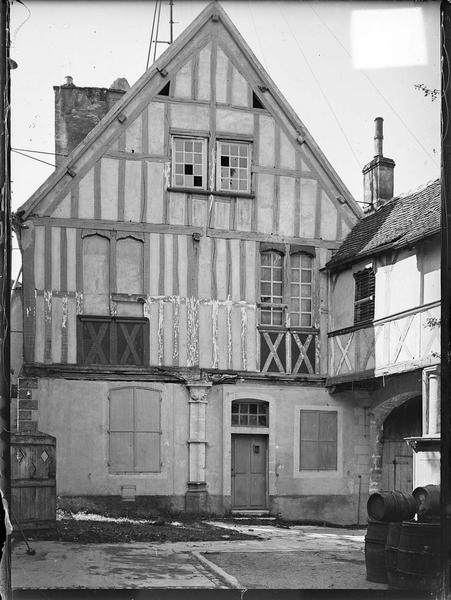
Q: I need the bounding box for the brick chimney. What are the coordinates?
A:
[54,76,130,167]
[362,117,395,210]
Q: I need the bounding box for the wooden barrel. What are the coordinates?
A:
[395,521,441,591]
[367,491,418,522]
[412,485,440,519]
[365,519,389,583]
[385,522,402,588]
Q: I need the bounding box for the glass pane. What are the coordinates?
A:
[239,414,248,425]
[249,415,257,425]
[261,310,271,325]
[273,283,282,296]
[300,255,312,268]
[301,284,312,298]
[272,310,283,326]
[231,414,239,425]
[291,254,300,268]
[258,415,267,426]
[249,404,257,414]
[232,403,239,413]
[301,270,312,283]
[301,300,311,312]
[301,314,311,326]
[261,282,271,296]
[290,313,299,326]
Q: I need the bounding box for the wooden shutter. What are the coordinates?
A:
[135,388,161,472]
[318,411,337,470]
[109,388,134,472]
[83,234,110,315]
[109,387,161,473]
[300,410,319,470]
[354,268,375,324]
[300,410,337,471]
[116,237,144,294]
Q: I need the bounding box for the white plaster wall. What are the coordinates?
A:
[37,379,190,497]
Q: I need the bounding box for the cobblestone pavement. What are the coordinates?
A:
[12,523,388,590]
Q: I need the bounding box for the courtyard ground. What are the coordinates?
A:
[11,516,394,591]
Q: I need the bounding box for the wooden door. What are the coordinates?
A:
[231,435,267,509]
[382,441,413,492]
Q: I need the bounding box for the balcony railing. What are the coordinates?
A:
[327,301,440,383]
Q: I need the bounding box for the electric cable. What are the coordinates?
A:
[279,8,363,172]
[310,4,439,167]
[11,149,55,168]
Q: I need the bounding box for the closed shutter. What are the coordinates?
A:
[109,388,134,471]
[135,388,161,472]
[300,410,337,471]
[109,387,161,472]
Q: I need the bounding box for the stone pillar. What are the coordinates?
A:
[423,366,440,436]
[185,380,212,513]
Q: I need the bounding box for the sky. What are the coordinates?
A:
[9,0,441,276]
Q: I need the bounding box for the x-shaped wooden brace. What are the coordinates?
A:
[261,332,285,373]
[392,315,415,363]
[335,332,354,375]
[422,310,440,356]
[291,333,314,374]
[118,323,142,365]
[360,326,382,371]
[85,321,109,364]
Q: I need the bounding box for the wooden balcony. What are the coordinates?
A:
[259,328,319,375]
[327,300,440,384]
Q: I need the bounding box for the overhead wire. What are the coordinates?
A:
[247,1,268,70]
[309,4,439,167]
[279,7,363,173]
[12,147,67,157]
[11,149,55,168]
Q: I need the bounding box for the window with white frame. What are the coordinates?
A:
[231,400,269,427]
[216,141,251,192]
[172,137,207,189]
[290,253,313,327]
[260,248,313,328]
[260,251,284,326]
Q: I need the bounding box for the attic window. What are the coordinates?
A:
[252,92,265,109]
[354,267,375,325]
[172,137,207,189]
[216,141,251,193]
[157,81,170,96]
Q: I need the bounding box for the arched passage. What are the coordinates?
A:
[381,397,421,491]
[368,391,421,493]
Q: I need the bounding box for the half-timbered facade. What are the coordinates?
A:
[13,2,373,523]
[326,123,440,496]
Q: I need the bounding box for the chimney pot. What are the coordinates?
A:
[63,75,74,87]
[374,117,383,157]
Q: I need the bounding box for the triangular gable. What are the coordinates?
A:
[16,1,362,223]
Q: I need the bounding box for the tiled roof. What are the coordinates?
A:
[327,179,440,270]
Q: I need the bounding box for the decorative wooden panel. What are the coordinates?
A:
[77,316,149,366]
[259,328,318,375]
[328,301,440,380]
